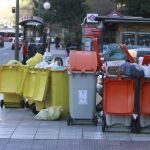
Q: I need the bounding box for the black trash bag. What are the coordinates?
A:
[119,62,144,79]
[130,115,140,133]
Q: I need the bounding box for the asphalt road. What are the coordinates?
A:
[0,42,67,65]
[0,42,12,64]
[0,42,22,64]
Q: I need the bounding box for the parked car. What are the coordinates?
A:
[0,36,4,47]
[11,37,23,50]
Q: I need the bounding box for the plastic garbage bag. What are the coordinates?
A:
[43,52,53,62]
[26,52,43,67]
[35,61,49,68]
[143,64,150,77]
[138,57,144,66]
[120,62,144,79]
[7,60,22,66]
[65,57,69,67]
[46,61,66,70]
[51,65,66,70]
[34,106,63,120]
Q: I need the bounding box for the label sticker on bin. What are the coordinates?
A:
[78,90,87,105]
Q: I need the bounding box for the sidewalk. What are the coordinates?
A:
[0,108,150,141]
[0,108,150,150]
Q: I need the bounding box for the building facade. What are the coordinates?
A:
[0,0,35,28]
[96,12,150,47]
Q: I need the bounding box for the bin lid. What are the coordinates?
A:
[120,44,135,63]
[104,77,134,114]
[142,55,150,65]
[69,50,97,73]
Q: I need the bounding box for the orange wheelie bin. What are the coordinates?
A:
[140,55,150,129]
[102,75,134,132]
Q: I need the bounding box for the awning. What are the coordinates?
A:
[95,16,150,24]
[19,16,44,26]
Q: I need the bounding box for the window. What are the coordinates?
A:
[122,32,135,45]
[121,32,150,46]
[137,33,150,46]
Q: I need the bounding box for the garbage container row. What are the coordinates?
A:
[0,65,69,118]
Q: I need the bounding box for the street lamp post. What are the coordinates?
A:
[38,0,41,17]
[15,0,19,60]
[38,1,51,52]
[43,1,51,52]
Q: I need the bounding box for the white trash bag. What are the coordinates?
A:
[34,106,63,120]
[143,64,150,77]
[43,52,53,62]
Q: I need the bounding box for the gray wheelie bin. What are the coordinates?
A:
[67,50,98,125]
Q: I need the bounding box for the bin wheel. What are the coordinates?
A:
[25,101,30,108]
[0,99,4,108]
[31,103,39,114]
[20,99,25,108]
[67,113,72,126]
[102,115,106,132]
[94,115,98,126]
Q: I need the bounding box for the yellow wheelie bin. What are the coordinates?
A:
[23,68,50,114]
[0,65,27,95]
[45,69,69,118]
[0,65,27,108]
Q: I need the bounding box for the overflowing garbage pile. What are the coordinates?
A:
[99,43,150,133]
[102,43,150,77]
[26,51,65,70]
